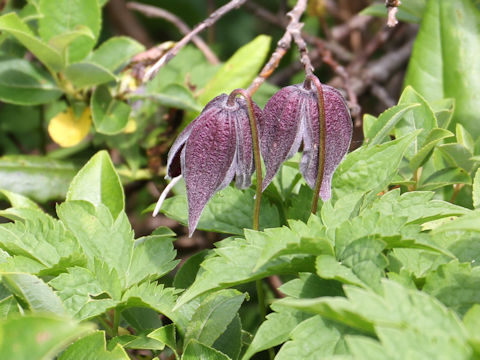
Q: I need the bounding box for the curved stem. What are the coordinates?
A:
[307,75,326,214]
[228,89,263,231]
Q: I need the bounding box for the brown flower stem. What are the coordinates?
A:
[227,89,263,231]
[247,0,309,96]
[305,75,326,214]
[143,0,248,82]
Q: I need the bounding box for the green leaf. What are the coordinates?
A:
[127,235,178,287]
[158,186,281,235]
[212,314,242,360]
[423,261,480,316]
[1,272,65,314]
[184,290,245,348]
[0,314,93,360]
[431,98,455,129]
[0,189,40,210]
[404,0,480,137]
[419,167,472,191]
[0,58,62,105]
[148,324,177,357]
[275,316,351,359]
[278,280,471,359]
[38,0,101,63]
[91,86,131,135]
[434,210,480,233]
[57,202,132,279]
[182,340,231,360]
[0,295,20,319]
[198,35,271,106]
[456,123,475,154]
[90,36,144,72]
[0,155,77,202]
[332,132,419,201]
[60,331,129,360]
[0,210,84,274]
[409,128,454,171]
[316,255,365,288]
[175,233,315,308]
[122,307,163,332]
[0,13,63,72]
[173,250,209,290]
[242,306,309,360]
[365,103,420,146]
[473,168,480,209]
[132,83,201,112]
[48,26,95,55]
[49,266,118,320]
[66,151,124,218]
[394,86,437,159]
[65,62,116,89]
[463,304,480,352]
[437,143,477,173]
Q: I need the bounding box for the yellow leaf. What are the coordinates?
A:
[48,107,92,147]
[123,118,137,134]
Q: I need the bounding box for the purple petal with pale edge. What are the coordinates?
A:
[260,85,305,190]
[183,94,240,235]
[300,84,352,200]
[319,85,352,200]
[233,97,261,189]
[299,88,320,189]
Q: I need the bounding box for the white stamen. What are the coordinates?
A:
[152,175,182,217]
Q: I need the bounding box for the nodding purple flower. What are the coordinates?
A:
[154,93,262,236]
[260,77,352,200]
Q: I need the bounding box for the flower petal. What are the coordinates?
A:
[166,119,196,178]
[260,85,305,190]
[183,96,237,235]
[300,84,352,200]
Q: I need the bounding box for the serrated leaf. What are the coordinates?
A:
[404,0,480,137]
[276,316,352,360]
[410,128,454,171]
[49,266,118,320]
[0,314,94,360]
[365,103,420,146]
[0,13,63,71]
[0,155,77,202]
[0,58,62,105]
[48,107,92,148]
[242,306,309,360]
[423,261,480,316]
[198,35,271,106]
[184,290,245,348]
[127,235,178,287]
[110,331,165,351]
[278,280,470,359]
[0,296,20,318]
[1,272,65,314]
[91,85,131,135]
[57,201,133,277]
[66,150,124,218]
[0,210,84,274]
[394,86,437,159]
[332,132,419,201]
[316,255,365,288]
[182,340,231,360]
[158,186,281,235]
[65,62,116,89]
[120,281,178,322]
[60,331,129,359]
[148,324,177,357]
[90,36,144,72]
[0,189,40,210]
[175,233,315,308]
[38,0,101,63]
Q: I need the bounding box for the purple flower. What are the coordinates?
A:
[160,93,262,235]
[260,79,352,200]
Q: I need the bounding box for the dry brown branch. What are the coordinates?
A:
[247,0,310,95]
[386,0,401,27]
[142,0,248,82]
[127,2,220,65]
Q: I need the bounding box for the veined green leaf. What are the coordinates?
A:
[65,62,116,89]
[66,151,124,219]
[182,340,231,360]
[59,331,130,360]
[90,37,144,72]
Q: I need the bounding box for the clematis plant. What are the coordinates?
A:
[153,90,262,236]
[260,74,352,209]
